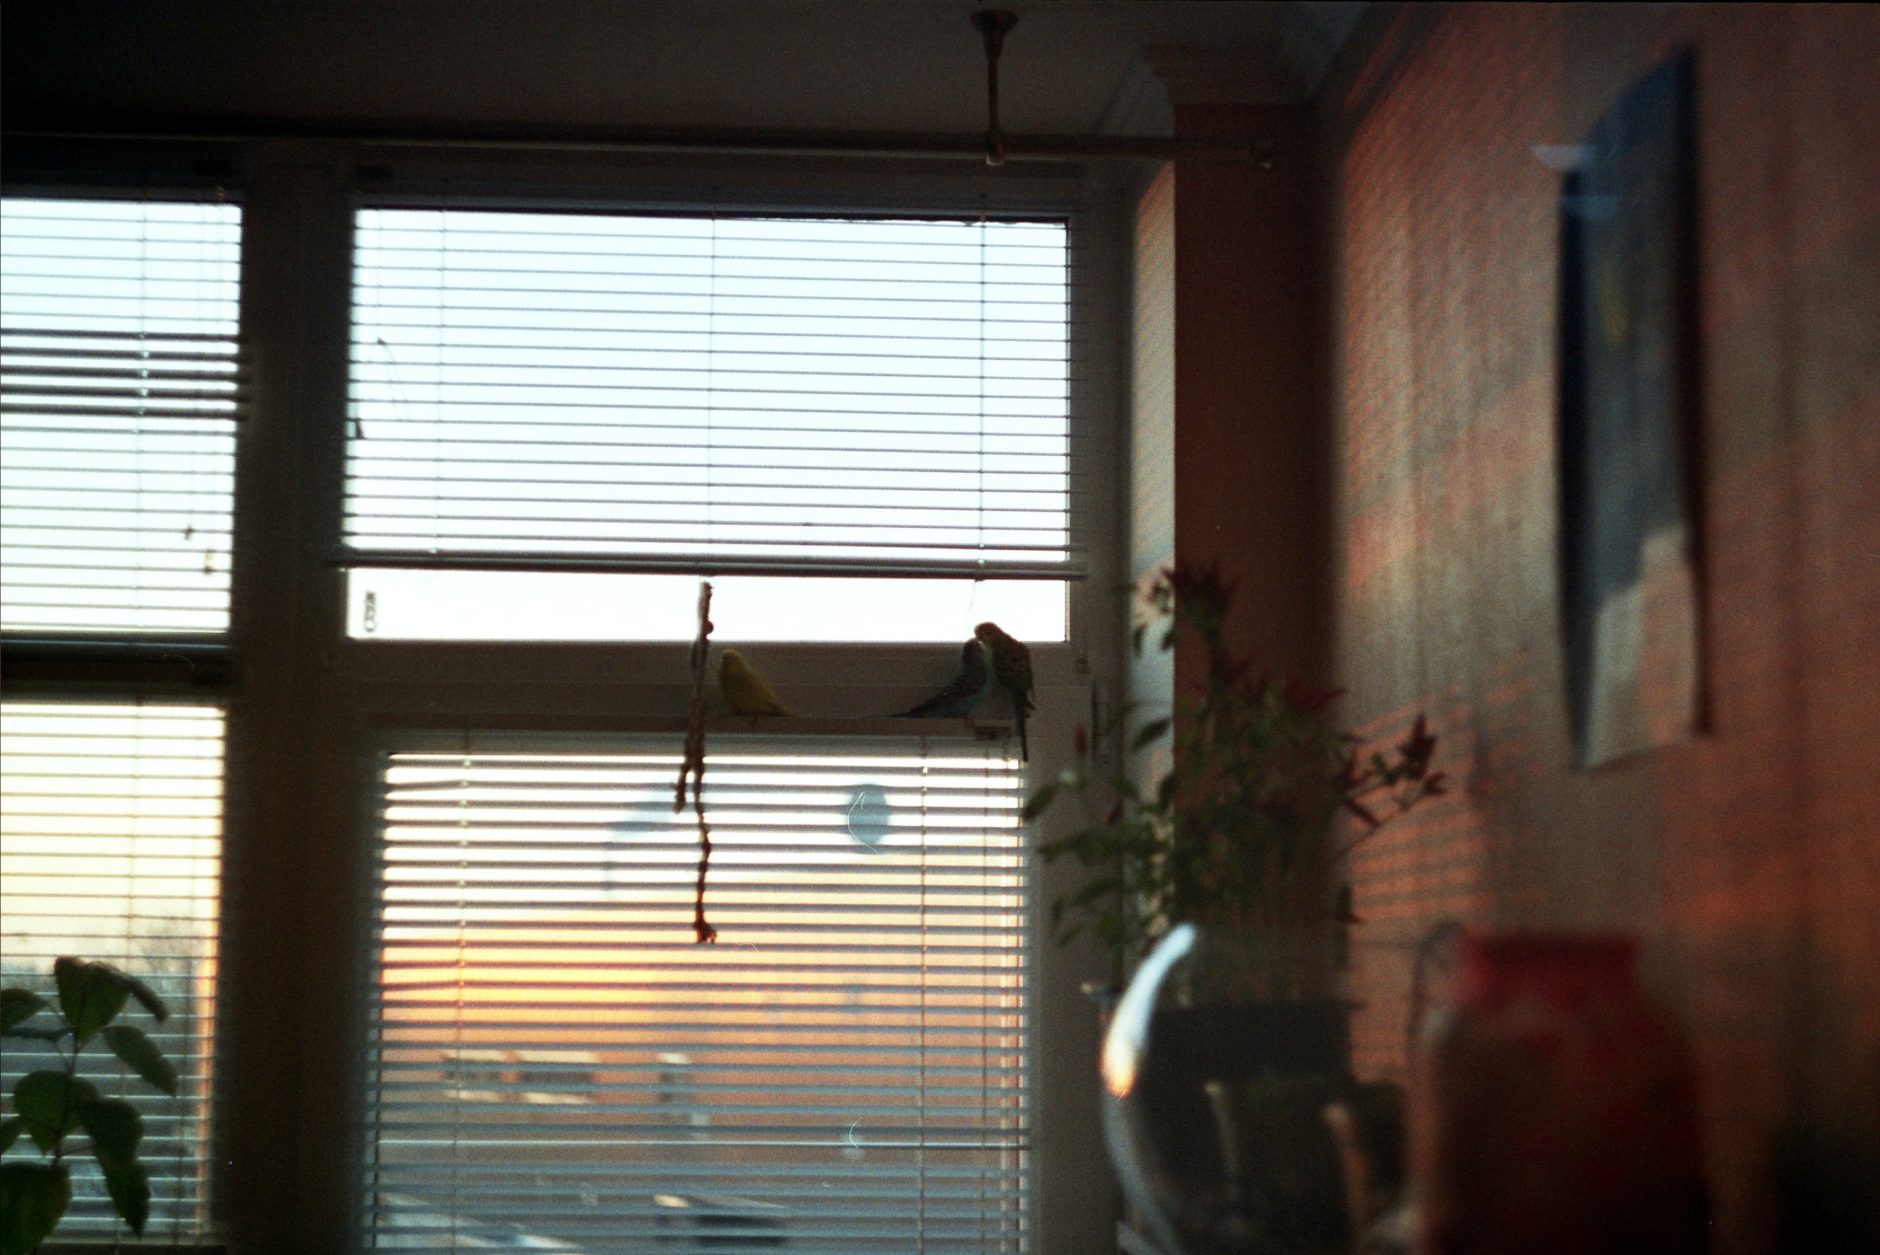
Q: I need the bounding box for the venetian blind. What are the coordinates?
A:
[362,732,1028,1253]
[0,701,224,1241]
[342,206,1078,582]
[0,197,244,636]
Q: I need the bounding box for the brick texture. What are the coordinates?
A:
[1318,6,1880,1250]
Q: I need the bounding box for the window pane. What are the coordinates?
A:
[364,733,1028,1253]
[0,198,242,635]
[343,209,1076,641]
[0,701,223,1240]
[346,569,1066,643]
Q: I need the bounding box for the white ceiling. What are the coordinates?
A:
[2,1,1365,137]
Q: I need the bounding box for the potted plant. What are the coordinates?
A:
[1025,563,1443,1255]
[1,958,179,1255]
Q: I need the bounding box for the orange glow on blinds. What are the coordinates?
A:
[0,701,224,1241]
[363,732,1028,1253]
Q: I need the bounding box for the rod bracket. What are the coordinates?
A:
[972,10,1019,167]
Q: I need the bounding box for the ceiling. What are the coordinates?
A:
[2,1,1366,138]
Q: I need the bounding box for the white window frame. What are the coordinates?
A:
[3,141,1127,1254]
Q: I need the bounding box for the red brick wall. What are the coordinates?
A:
[1318,5,1880,1250]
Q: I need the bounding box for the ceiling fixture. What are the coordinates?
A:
[972,9,1020,166]
[11,10,1274,166]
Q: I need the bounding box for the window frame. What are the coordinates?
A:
[0,170,246,1250]
[1,140,1126,1255]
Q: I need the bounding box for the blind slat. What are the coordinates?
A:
[343,208,1079,588]
[365,731,1028,1252]
[0,701,224,1245]
[0,197,243,636]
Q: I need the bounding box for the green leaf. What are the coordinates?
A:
[1130,717,1172,752]
[77,1099,149,1233]
[1020,783,1058,822]
[1155,772,1177,810]
[101,1025,178,1097]
[98,1156,151,1235]
[106,968,170,1025]
[1,990,49,1034]
[51,959,85,1028]
[77,1097,143,1165]
[13,1072,97,1154]
[0,1162,71,1255]
[0,1118,21,1155]
[0,1024,64,1043]
[53,959,128,1045]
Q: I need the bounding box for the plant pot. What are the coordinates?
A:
[1101,924,1401,1255]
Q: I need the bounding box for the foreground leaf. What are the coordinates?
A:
[102,1025,179,1097]
[0,1118,21,1155]
[99,966,170,1024]
[53,959,128,1045]
[13,1072,98,1153]
[0,990,49,1034]
[0,1162,71,1255]
[98,1154,152,1235]
[77,1097,144,1165]
[1130,717,1172,752]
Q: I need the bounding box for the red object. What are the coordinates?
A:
[1412,932,1706,1255]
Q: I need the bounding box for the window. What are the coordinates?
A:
[364,733,1026,1252]
[339,195,1063,1252]
[2,163,1105,1255]
[0,194,238,1245]
[342,207,1076,642]
[0,197,242,635]
[0,703,224,1239]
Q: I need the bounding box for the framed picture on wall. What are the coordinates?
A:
[1557,51,1705,768]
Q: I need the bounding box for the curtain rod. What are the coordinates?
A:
[4,120,1275,167]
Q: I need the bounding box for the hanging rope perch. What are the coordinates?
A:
[675,579,718,943]
[973,10,1018,167]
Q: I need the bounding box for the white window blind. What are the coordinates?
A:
[364,732,1028,1253]
[0,700,224,1240]
[0,198,243,636]
[343,207,1074,584]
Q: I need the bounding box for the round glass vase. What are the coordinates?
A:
[1100,923,1393,1255]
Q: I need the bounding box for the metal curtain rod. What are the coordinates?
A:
[3,121,1274,166]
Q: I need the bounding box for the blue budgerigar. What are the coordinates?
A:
[898,638,992,718]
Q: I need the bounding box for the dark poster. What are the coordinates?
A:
[1558,53,1703,768]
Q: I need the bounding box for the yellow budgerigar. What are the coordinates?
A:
[719,648,791,716]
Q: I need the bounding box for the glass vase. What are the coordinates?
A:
[1101,923,1400,1255]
